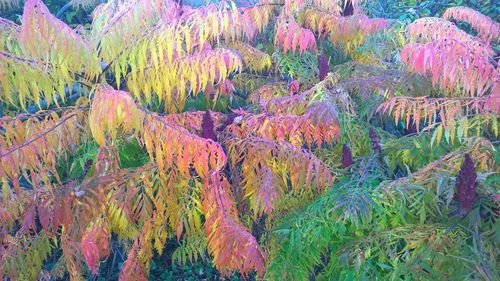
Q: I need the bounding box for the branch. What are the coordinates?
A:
[0,112,78,159]
[55,1,73,19]
[0,105,89,123]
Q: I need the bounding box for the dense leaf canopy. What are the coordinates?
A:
[0,0,498,280]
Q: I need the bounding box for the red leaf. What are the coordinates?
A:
[37,201,51,233]
[22,205,37,232]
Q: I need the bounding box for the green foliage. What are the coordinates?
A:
[3,232,53,281]
[183,94,245,113]
[171,233,207,265]
[58,138,150,181]
[267,156,499,280]
[384,133,454,172]
[65,140,98,179]
[320,40,351,66]
[149,260,247,281]
[118,139,151,168]
[449,0,499,20]
[365,0,498,23]
[272,50,319,82]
